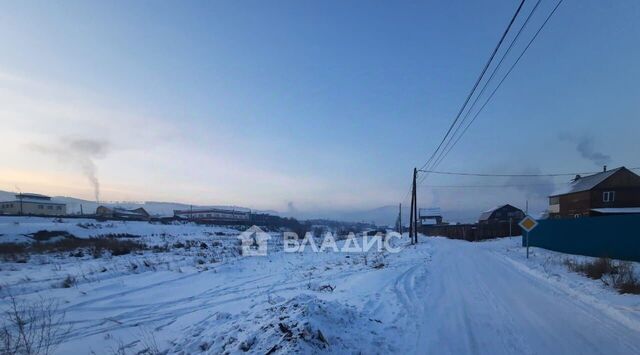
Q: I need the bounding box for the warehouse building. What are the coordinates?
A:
[0,193,66,216]
[95,206,151,221]
[174,207,250,223]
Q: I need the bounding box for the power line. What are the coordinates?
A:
[428,0,565,174]
[416,0,527,175]
[429,0,543,172]
[404,0,528,204]
[422,183,561,188]
[418,167,640,177]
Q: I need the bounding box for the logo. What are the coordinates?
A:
[237,225,271,256]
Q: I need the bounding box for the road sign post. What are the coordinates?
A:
[519,215,538,259]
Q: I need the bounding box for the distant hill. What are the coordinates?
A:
[287,205,483,226]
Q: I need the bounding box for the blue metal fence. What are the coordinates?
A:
[525,214,640,261]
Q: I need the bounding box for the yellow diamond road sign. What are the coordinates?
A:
[519,215,538,232]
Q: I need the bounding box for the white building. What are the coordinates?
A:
[0,193,67,216]
[174,207,250,222]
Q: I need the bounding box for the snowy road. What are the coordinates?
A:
[410,238,640,354]
[6,232,640,354]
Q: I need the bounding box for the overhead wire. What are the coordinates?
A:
[426,0,566,178]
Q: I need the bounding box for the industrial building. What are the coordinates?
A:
[0,193,66,216]
[95,206,151,221]
[174,207,250,223]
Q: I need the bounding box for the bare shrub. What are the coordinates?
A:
[29,231,74,242]
[0,295,71,355]
[603,261,640,294]
[91,246,103,259]
[106,327,161,355]
[138,327,160,354]
[30,238,146,256]
[0,244,28,262]
[565,257,640,295]
[565,257,614,280]
[0,244,27,255]
[59,275,77,289]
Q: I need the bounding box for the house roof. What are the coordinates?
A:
[478,204,517,221]
[549,167,625,197]
[113,208,148,216]
[591,208,640,214]
[97,206,149,216]
[174,207,249,215]
[16,193,51,200]
[419,208,442,217]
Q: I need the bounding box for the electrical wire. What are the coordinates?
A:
[427,0,566,176]
[419,166,640,177]
[417,0,527,175]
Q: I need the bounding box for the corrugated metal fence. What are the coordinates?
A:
[526,214,640,262]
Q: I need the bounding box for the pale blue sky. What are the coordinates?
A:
[1,0,639,221]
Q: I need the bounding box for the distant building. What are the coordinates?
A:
[174,207,250,223]
[548,166,640,218]
[478,204,524,224]
[419,208,444,226]
[0,193,66,216]
[96,206,150,221]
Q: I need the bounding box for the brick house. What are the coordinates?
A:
[548,166,640,218]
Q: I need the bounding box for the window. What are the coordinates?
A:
[56,206,62,210]
[603,191,615,202]
[47,205,53,210]
[38,205,44,209]
[549,196,559,205]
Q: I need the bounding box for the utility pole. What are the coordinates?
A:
[509,217,512,237]
[398,203,402,234]
[409,183,415,244]
[412,167,418,244]
[525,200,530,258]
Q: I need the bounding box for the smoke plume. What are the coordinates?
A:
[30,138,109,203]
[560,133,611,167]
[504,174,555,199]
[575,137,611,167]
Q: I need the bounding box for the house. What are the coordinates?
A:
[0,193,66,216]
[419,208,444,225]
[96,206,150,221]
[478,204,524,224]
[548,166,640,219]
[173,207,250,223]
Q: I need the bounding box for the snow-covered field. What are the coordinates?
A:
[2,217,640,354]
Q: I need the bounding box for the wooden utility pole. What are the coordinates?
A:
[525,200,530,259]
[409,185,415,244]
[509,217,512,237]
[398,203,402,234]
[412,167,418,244]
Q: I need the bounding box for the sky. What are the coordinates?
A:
[1,0,639,223]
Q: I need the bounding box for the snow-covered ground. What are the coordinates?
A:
[2,217,640,354]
